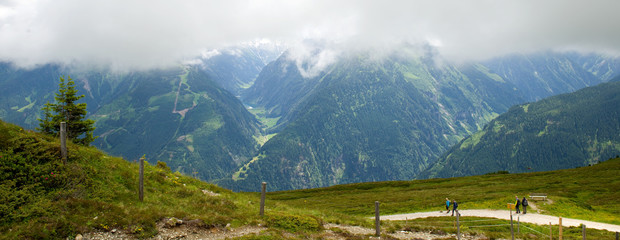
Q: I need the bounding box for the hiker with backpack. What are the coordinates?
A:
[522,197,528,214]
[515,196,521,214]
[451,200,459,216]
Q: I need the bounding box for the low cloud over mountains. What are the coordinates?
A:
[1,0,620,71]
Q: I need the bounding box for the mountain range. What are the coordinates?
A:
[1,46,619,191]
[221,49,619,191]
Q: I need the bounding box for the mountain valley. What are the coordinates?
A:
[1,48,619,191]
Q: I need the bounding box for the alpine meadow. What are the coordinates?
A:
[2,1,620,239]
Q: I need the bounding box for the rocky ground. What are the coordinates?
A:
[79,218,486,240]
[80,218,265,240]
[324,223,488,240]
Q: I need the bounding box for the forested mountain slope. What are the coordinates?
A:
[224,53,523,191]
[420,77,620,179]
[91,66,262,180]
[224,51,619,191]
[483,52,620,101]
[0,63,262,181]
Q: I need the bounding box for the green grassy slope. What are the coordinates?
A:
[268,157,620,225]
[0,120,264,239]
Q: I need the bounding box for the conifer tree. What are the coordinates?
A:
[38,101,55,135]
[37,76,97,145]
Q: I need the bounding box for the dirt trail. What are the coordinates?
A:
[379,209,620,232]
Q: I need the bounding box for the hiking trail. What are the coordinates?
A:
[380,209,620,232]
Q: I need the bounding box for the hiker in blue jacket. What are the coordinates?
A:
[522,197,528,214]
[445,198,451,214]
[515,196,521,214]
[451,200,458,216]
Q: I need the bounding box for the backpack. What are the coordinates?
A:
[523,198,528,206]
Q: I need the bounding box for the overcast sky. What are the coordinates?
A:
[1,0,620,70]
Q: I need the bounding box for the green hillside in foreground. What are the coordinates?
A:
[420,77,620,179]
[0,120,239,239]
[268,156,620,225]
[2,118,619,239]
[0,120,327,239]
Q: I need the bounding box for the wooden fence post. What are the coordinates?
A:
[456,212,461,240]
[60,122,67,164]
[375,201,380,237]
[510,214,515,240]
[139,156,144,202]
[582,224,586,240]
[260,182,266,217]
[615,231,618,240]
[517,216,520,234]
[559,217,563,240]
[549,222,552,240]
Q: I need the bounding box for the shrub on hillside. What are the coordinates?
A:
[156,160,171,172]
[0,148,71,224]
[265,212,323,233]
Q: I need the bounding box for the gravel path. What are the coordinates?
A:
[379,209,620,232]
